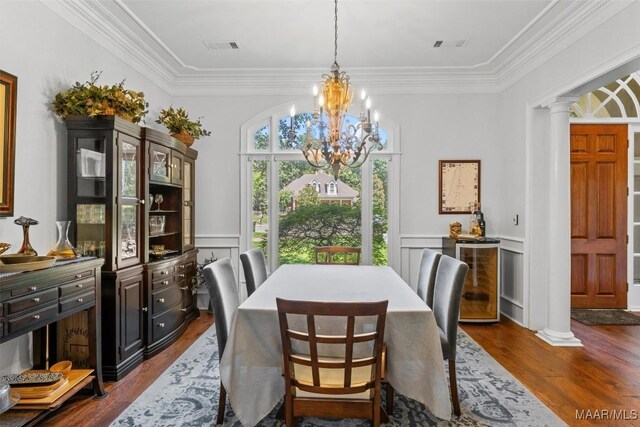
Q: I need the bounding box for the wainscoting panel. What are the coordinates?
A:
[400,234,525,324]
[195,235,241,310]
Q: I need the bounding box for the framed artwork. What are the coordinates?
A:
[439,160,480,214]
[0,70,17,217]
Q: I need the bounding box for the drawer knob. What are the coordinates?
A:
[179,264,185,269]
[29,286,37,291]
[160,270,168,275]
[158,298,165,303]
[76,284,83,288]
[32,297,40,302]
[161,280,169,285]
[180,286,188,291]
[179,274,185,278]
[75,274,82,279]
[180,308,187,312]
[158,322,165,328]
[142,307,148,312]
[33,314,40,320]
[77,298,84,303]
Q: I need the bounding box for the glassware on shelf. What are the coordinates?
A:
[47,221,79,259]
[149,215,166,235]
[154,194,164,211]
[14,216,39,256]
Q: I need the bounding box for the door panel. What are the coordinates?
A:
[570,124,627,308]
[121,274,144,360]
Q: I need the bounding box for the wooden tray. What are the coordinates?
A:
[0,256,56,273]
[15,369,93,408]
[11,378,68,399]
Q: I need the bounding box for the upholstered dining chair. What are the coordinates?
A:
[416,248,442,308]
[276,298,388,426]
[203,258,241,426]
[313,246,361,265]
[432,255,469,416]
[240,248,268,297]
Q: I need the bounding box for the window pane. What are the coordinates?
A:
[278,161,361,265]
[373,159,389,266]
[253,124,269,150]
[252,160,268,264]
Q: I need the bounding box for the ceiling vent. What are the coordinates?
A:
[433,39,468,48]
[202,40,240,50]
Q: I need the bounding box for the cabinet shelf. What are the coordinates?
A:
[149,231,180,238]
[149,210,179,214]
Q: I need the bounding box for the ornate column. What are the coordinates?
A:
[536,98,583,346]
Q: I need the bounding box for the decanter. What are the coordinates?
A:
[14,216,39,256]
[47,221,78,259]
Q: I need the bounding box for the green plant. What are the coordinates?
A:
[156,106,211,139]
[52,71,148,123]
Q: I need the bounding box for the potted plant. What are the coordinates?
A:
[52,71,148,123]
[156,106,211,146]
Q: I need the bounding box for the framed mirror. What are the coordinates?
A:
[0,70,17,217]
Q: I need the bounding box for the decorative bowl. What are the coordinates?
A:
[50,361,73,377]
[0,255,56,273]
[0,243,9,255]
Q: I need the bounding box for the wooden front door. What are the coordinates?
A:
[570,124,628,308]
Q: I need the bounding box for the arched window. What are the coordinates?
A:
[571,72,640,118]
[240,105,399,271]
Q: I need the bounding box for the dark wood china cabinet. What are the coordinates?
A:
[65,117,199,380]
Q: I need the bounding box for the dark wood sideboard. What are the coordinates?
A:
[0,258,106,425]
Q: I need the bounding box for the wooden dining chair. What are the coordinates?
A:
[313,246,361,265]
[432,255,469,416]
[202,258,241,425]
[416,248,442,308]
[240,248,268,297]
[276,298,388,426]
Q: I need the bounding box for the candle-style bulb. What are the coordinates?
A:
[360,89,366,100]
[365,97,372,110]
[318,95,325,107]
[374,111,379,122]
[313,85,319,96]
[290,105,295,117]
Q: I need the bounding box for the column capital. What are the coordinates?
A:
[543,96,579,113]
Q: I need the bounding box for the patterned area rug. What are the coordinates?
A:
[111,325,563,427]
[571,309,640,326]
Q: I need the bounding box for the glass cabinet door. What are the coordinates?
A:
[76,204,106,258]
[457,245,499,321]
[118,135,143,268]
[149,143,171,184]
[171,151,184,186]
[183,159,194,249]
[76,136,107,198]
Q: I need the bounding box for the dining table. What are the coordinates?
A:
[219,264,452,426]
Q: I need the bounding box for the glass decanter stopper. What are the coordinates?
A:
[47,221,78,259]
[14,216,39,256]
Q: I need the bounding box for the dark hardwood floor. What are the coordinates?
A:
[39,313,214,427]
[462,317,640,426]
[29,312,640,426]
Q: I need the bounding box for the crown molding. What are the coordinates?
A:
[41,0,177,95]
[42,0,636,96]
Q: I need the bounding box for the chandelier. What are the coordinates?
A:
[287,0,382,179]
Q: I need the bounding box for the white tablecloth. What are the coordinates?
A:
[219,264,452,426]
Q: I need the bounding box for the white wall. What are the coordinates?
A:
[497,1,640,329]
[0,1,173,375]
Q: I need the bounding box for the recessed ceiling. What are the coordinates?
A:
[98,0,557,71]
[46,0,626,94]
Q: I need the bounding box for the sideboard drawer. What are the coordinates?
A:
[152,303,183,343]
[59,278,95,298]
[8,304,58,335]
[152,275,175,291]
[152,285,182,316]
[56,268,95,286]
[151,267,174,281]
[59,290,96,314]
[7,288,58,315]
